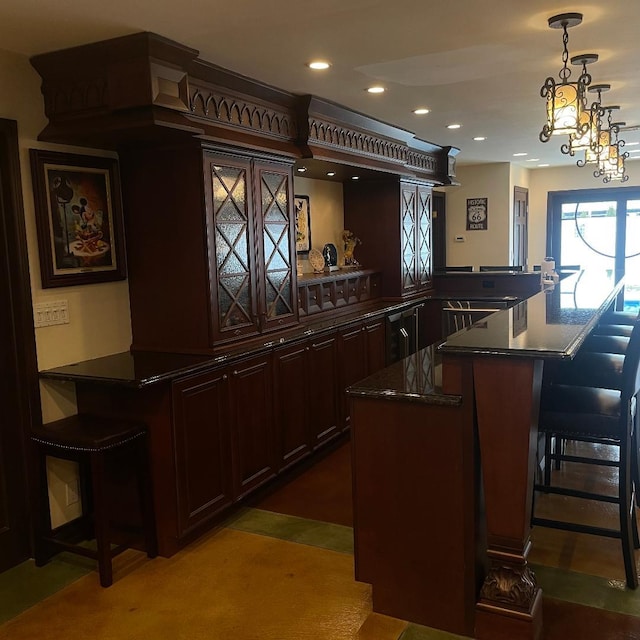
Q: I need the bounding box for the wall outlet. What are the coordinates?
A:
[454,235,465,242]
[65,478,80,506]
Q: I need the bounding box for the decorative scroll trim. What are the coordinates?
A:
[479,564,537,609]
[189,84,296,140]
[43,79,108,117]
[308,118,407,163]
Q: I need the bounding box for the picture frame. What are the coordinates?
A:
[29,150,127,288]
[294,194,311,254]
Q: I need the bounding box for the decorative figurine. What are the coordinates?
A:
[342,230,361,267]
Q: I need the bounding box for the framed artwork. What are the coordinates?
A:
[29,150,127,288]
[466,197,488,231]
[294,194,311,254]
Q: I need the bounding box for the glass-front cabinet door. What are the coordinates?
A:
[207,154,260,342]
[254,161,298,332]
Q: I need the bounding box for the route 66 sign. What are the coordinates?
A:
[466,198,488,230]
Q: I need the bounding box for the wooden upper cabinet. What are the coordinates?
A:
[123,144,297,354]
[344,178,433,300]
[253,161,297,333]
[204,153,298,344]
[206,155,260,342]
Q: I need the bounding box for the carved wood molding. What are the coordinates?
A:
[42,78,109,119]
[189,82,297,141]
[406,149,438,175]
[479,563,538,610]
[308,117,407,164]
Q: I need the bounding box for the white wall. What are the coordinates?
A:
[293,176,344,272]
[445,158,640,270]
[443,163,511,269]
[1,48,134,526]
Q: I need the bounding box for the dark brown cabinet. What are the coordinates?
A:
[205,152,298,345]
[122,145,297,354]
[401,182,433,295]
[273,340,311,471]
[171,370,233,538]
[344,178,433,300]
[307,333,341,448]
[229,353,276,499]
[338,315,386,430]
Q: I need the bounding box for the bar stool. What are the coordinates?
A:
[532,318,640,589]
[31,415,157,587]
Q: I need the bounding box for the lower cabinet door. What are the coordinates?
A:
[229,353,277,499]
[307,333,340,447]
[273,341,311,471]
[364,315,387,374]
[338,323,368,430]
[172,369,233,538]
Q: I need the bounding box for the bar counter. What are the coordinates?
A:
[348,270,624,640]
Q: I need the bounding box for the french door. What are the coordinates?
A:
[547,187,640,312]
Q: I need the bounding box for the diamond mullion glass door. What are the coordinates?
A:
[209,158,259,341]
[255,163,297,331]
[401,185,417,293]
[416,187,432,289]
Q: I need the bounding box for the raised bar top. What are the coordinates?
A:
[438,270,624,360]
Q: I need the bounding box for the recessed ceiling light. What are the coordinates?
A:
[297,167,307,172]
[527,158,540,162]
[626,142,639,146]
[513,153,528,157]
[308,61,330,70]
[351,176,360,180]
[367,86,385,94]
[628,148,640,153]
[473,136,486,141]
[413,108,430,115]
[447,123,461,130]
[538,163,550,167]
[327,171,336,176]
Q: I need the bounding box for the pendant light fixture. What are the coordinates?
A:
[540,13,590,142]
[601,121,629,183]
[560,59,601,156]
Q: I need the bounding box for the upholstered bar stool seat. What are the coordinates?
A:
[533,319,640,589]
[31,415,157,587]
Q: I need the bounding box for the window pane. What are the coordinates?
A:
[624,200,640,313]
[560,201,616,272]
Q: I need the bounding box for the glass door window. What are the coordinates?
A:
[548,187,640,312]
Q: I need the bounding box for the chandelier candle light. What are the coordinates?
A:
[540,13,590,142]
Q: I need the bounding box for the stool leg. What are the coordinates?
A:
[619,436,639,589]
[543,433,553,487]
[33,447,55,566]
[136,435,157,558]
[90,451,113,587]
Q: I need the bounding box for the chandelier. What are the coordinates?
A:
[539,13,633,183]
[540,13,590,142]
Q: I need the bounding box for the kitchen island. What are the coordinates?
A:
[348,270,624,640]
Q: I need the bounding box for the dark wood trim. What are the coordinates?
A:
[0,118,40,570]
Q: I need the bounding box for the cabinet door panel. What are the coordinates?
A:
[254,163,298,332]
[273,342,310,470]
[401,186,417,293]
[172,370,232,538]
[206,155,260,342]
[307,335,340,447]
[230,354,276,498]
[364,316,386,374]
[338,324,367,431]
[417,187,432,289]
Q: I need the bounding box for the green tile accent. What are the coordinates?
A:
[532,563,640,617]
[399,623,471,640]
[0,553,93,624]
[224,507,354,554]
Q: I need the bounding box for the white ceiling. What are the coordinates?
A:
[2,0,639,168]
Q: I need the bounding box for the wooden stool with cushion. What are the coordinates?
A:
[31,414,157,587]
[533,318,640,589]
